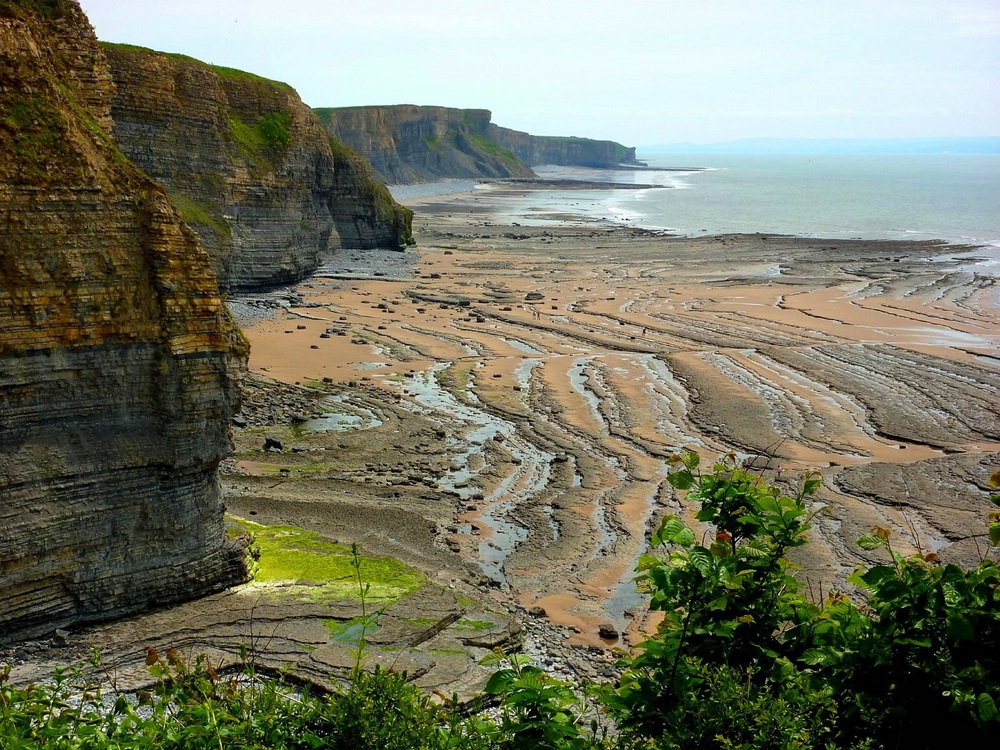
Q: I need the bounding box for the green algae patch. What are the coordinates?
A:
[232,517,424,604]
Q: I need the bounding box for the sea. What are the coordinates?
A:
[390,151,1000,271]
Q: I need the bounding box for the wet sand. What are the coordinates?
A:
[229,189,1000,647]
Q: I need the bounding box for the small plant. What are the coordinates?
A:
[611,451,1000,749]
[610,452,823,741]
[801,519,1000,744]
[480,650,606,750]
[348,541,381,677]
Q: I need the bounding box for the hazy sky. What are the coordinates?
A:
[79,0,999,147]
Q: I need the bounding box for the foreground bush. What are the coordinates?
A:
[609,453,1000,749]
[0,653,487,750]
[2,457,998,749]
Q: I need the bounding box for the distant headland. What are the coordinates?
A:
[315,105,642,184]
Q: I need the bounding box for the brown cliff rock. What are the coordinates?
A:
[102,44,413,291]
[488,125,640,168]
[315,105,536,185]
[0,0,247,641]
[315,105,639,184]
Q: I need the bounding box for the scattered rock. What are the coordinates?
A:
[598,623,619,640]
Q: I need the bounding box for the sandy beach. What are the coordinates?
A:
[226,186,1000,645]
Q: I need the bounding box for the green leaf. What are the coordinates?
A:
[484,669,515,695]
[682,451,701,470]
[977,693,998,723]
[857,534,885,551]
[695,507,715,522]
[894,636,932,648]
[739,538,770,559]
[990,522,1000,546]
[508,653,532,669]
[709,539,731,558]
[478,651,506,668]
[668,469,695,490]
[947,612,975,641]
[802,475,823,496]
[688,547,714,576]
[860,565,898,589]
[656,516,688,546]
[800,648,827,666]
[756,495,782,515]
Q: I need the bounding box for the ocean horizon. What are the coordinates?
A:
[532,153,1000,251]
[393,153,1000,257]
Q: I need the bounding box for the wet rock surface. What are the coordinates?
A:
[233,206,999,654]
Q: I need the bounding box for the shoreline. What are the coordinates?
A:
[390,164,1000,254]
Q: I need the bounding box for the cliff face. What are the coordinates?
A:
[488,126,639,168]
[0,1,247,641]
[102,45,413,291]
[315,105,638,184]
[315,105,536,185]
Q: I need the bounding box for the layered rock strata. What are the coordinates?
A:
[315,105,536,185]
[315,105,638,184]
[102,45,412,290]
[488,125,639,168]
[0,0,247,641]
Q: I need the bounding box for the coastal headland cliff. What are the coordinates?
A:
[102,45,413,291]
[0,0,246,641]
[315,105,639,184]
[488,125,639,170]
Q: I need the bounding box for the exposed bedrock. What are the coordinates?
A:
[0,0,247,641]
[314,105,638,184]
[488,124,640,169]
[315,106,536,185]
[834,453,999,566]
[101,44,413,291]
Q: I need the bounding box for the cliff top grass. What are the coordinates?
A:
[535,134,630,150]
[100,42,294,93]
[231,516,424,604]
[466,132,525,166]
[0,0,71,19]
[313,105,492,117]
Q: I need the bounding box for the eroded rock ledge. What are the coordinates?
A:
[0,0,247,642]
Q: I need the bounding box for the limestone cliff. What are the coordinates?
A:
[315,105,638,184]
[0,0,247,641]
[488,126,639,168]
[315,106,536,184]
[102,45,413,291]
